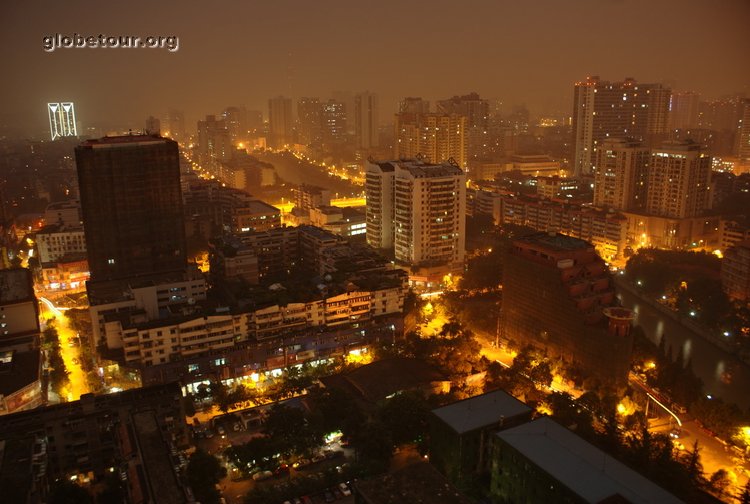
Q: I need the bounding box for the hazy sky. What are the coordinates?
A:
[1,0,749,137]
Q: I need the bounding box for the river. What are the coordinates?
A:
[616,287,750,410]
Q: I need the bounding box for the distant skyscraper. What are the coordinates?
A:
[593,138,649,211]
[646,141,712,218]
[737,99,750,160]
[47,102,77,140]
[197,115,232,170]
[75,135,187,299]
[437,92,489,161]
[668,91,700,130]
[321,99,347,145]
[399,97,430,115]
[572,77,670,177]
[332,90,355,133]
[145,115,161,135]
[167,109,186,142]
[366,159,466,269]
[354,91,379,150]
[297,97,322,145]
[268,96,293,149]
[394,112,467,169]
[223,106,248,144]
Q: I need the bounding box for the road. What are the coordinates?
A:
[40,296,90,401]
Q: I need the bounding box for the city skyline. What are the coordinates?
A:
[1,0,749,136]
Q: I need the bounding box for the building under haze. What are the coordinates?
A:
[354,91,379,150]
[366,159,466,277]
[197,114,232,170]
[47,102,77,141]
[668,91,700,130]
[321,99,348,145]
[75,134,189,302]
[167,108,186,142]
[646,140,712,218]
[738,98,750,160]
[500,233,633,386]
[394,112,468,170]
[593,138,649,211]
[268,95,294,149]
[297,97,323,146]
[572,77,670,177]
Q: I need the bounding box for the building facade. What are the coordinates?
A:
[354,91,379,150]
[722,241,750,303]
[268,96,294,149]
[646,141,712,218]
[593,138,649,211]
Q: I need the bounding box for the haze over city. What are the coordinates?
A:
[1,0,749,136]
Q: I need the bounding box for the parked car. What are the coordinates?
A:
[252,470,273,481]
[338,482,352,496]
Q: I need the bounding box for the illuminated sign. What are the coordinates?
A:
[48,102,78,140]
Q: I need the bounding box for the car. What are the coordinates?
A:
[669,429,681,439]
[293,458,311,469]
[323,490,335,503]
[338,482,352,496]
[252,470,273,481]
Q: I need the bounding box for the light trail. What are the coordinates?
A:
[646,392,682,427]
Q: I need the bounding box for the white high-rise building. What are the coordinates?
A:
[593,138,649,211]
[354,91,379,150]
[48,102,77,140]
[366,159,466,269]
[647,141,712,219]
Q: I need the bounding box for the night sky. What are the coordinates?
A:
[1,0,748,137]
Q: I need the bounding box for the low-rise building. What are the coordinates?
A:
[35,224,87,264]
[491,417,682,503]
[429,389,533,486]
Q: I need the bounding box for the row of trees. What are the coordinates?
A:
[42,325,69,397]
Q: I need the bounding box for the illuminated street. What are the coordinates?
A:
[40,296,90,401]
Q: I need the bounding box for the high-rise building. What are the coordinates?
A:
[321,99,348,145]
[572,77,670,177]
[722,240,750,302]
[47,102,77,140]
[500,233,633,386]
[354,91,379,150]
[145,115,161,135]
[197,115,232,170]
[75,135,188,301]
[399,97,430,115]
[646,141,712,218]
[223,106,248,144]
[365,159,466,269]
[668,91,700,130]
[737,98,750,160]
[394,112,468,169]
[297,97,322,146]
[436,92,489,130]
[268,96,294,149]
[167,108,186,142]
[593,138,649,211]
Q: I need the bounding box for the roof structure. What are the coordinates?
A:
[431,389,531,435]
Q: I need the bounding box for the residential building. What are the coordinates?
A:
[394,112,468,170]
[668,91,700,130]
[738,98,750,160]
[196,114,232,169]
[145,115,161,135]
[429,389,532,486]
[491,417,682,503]
[295,184,332,211]
[500,233,634,386]
[593,138,650,211]
[0,383,190,504]
[167,108,186,143]
[40,256,89,293]
[355,91,379,150]
[646,140,712,218]
[222,105,248,143]
[722,241,750,302]
[297,97,322,146]
[572,76,670,177]
[399,97,430,115]
[268,96,294,149]
[366,159,466,271]
[44,200,81,227]
[321,99,348,145]
[34,224,86,264]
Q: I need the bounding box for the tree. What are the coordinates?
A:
[683,440,704,486]
[708,469,730,500]
[48,480,93,504]
[187,449,226,504]
[377,390,430,445]
[263,404,321,457]
[528,361,553,389]
[739,481,750,504]
[351,419,393,472]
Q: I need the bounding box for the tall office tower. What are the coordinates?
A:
[394,113,468,170]
[668,91,700,130]
[354,91,380,150]
[593,138,649,211]
[321,99,348,145]
[297,97,322,145]
[75,135,187,300]
[223,106,248,144]
[365,159,466,269]
[737,99,750,160]
[197,115,232,169]
[332,90,355,133]
[145,115,161,135]
[47,102,77,140]
[167,109,186,142]
[399,97,430,115]
[572,76,671,177]
[500,233,633,386]
[646,141,712,218]
[268,96,294,149]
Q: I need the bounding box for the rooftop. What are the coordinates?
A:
[354,462,472,504]
[133,411,187,504]
[0,269,35,305]
[496,417,683,504]
[431,389,532,435]
[395,160,465,178]
[78,134,174,149]
[0,348,40,397]
[245,199,280,214]
[514,232,593,252]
